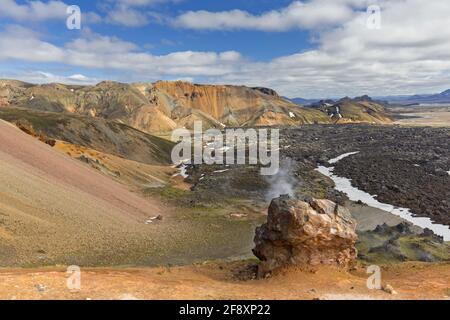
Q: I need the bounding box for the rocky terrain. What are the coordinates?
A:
[185,125,447,209]
[181,124,450,255]
[250,124,450,227]
[253,196,358,277]
[327,126,450,226]
[0,79,392,133]
[358,222,449,263]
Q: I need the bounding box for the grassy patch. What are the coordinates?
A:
[398,237,450,261]
[357,233,450,265]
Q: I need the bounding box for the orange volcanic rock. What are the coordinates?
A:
[150,81,331,128]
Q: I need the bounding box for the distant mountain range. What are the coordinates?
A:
[288,89,450,106]
[286,97,321,105]
[375,89,450,105]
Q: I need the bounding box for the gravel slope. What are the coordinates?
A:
[0,120,166,266]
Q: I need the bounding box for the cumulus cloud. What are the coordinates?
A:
[0,25,65,62]
[0,25,243,80]
[174,0,450,97]
[106,4,151,27]
[4,71,98,85]
[67,74,90,81]
[173,0,365,31]
[66,31,139,54]
[0,0,171,27]
[0,0,67,21]
[0,0,100,24]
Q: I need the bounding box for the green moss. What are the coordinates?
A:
[0,108,64,129]
[357,232,450,265]
[398,237,450,261]
[143,185,190,201]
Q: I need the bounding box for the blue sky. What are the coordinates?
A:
[5,0,314,60]
[1,0,450,98]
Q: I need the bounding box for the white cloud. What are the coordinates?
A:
[0,25,243,79]
[0,0,67,21]
[173,0,364,31]
[67,74,90,81]
[174,0,450,97]
[67,30,139,54]
[0,25,65,62]
[0,0,179,27]
[0,0,100,24]
[106,4,150,27]
[5,71,98,85]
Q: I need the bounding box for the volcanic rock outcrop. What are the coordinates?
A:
[253,195,358,276]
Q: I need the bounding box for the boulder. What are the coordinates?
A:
[253,195,358,276]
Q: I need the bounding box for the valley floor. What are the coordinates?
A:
[394,111,450,127]
[0,262,448,300]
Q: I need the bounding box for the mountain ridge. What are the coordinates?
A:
[288,89,450,106]
[375,89,450,105]
[0,79,393,132]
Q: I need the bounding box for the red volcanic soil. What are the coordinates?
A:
[0,120,162,220]
[0,262,449,300]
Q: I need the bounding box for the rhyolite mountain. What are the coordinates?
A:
[0,79,392,133]
[0,107,174,166]
[300,95,392,124]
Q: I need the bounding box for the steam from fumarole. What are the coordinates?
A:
[264,158,296,202]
